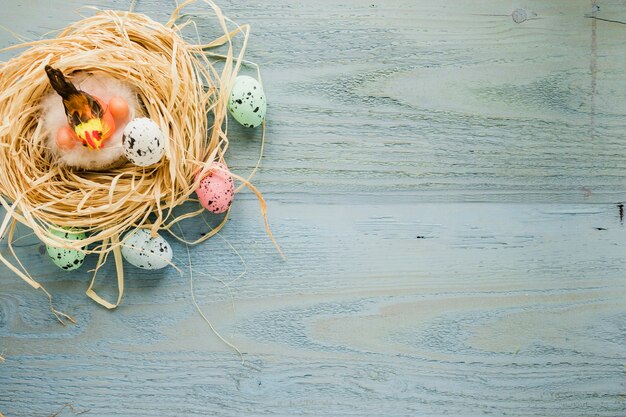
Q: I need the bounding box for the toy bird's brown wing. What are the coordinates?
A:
[45,65,103,127]
[63,93,103,127]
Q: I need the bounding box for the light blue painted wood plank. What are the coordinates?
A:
[1,201,625,416]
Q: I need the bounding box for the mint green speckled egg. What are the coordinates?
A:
[46,227,86,271]
[228,75,266,128]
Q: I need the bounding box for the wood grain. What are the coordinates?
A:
[1,0,626,416]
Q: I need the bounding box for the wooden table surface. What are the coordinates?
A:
[1,0,625,416]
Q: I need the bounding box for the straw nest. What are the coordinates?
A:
[0,1,266,317]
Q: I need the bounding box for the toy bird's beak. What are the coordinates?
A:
[81,130,104,149]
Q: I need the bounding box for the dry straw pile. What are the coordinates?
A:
[0,0,267,320]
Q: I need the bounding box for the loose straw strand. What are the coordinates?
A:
[178,223,244,364]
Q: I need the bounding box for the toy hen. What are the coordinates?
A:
[41,66,139,170]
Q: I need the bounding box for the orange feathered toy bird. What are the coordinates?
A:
[45,65,116,150]
[42,66,137,169]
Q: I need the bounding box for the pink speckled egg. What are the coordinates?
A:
[195,162,235,214]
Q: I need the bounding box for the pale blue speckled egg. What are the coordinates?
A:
[121,229,172,270]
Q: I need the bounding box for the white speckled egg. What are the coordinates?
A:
[121,229,172,270]
[228,75,266,128]
[122,118,165,166]
[46,227,86,271]
[195,162,235,214]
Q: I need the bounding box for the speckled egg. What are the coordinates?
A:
[228,75,266,128]
[122,118,165,166]
[121,229,172,270]
[195,162,235,214]
[46,227,86,271]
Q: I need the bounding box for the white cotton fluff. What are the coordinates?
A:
[40,72,139,170]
